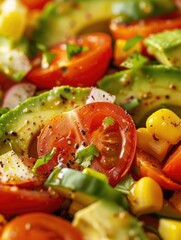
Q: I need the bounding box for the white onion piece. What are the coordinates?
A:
[86,87,116,104]
[2,82,37,109]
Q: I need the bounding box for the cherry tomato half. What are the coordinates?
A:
[1,213,83,240]
[134,148,181,191]
[110,11,181,40]
[27,33,112,89]
[37,102,137,186]
[20,0,51,9]
[0,185,65,219]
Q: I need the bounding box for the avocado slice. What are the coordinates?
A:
[73,200,147,240]
[98,64,181,127]
[145,29,181,68]
[0,86,90,157]
[32,0,176,46]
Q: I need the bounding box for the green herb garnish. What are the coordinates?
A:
[124,35,143,51]
[115,174,135,195]
[32,147,56,174]
[66,43,89,60]
[103,117,115,126]
[36,43,56,69]
[75,144,99,168]
[121,52,149,69]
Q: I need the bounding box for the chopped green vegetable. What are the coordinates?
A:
[36,43,56,68]
[121,52,149,69]
[75,144,99,168]
[121,97,140,112]
[45,168,128,208]
[66,43,89,60]
[0,108,9,117]
[83,168,108,183]
[103,116,115,126]
[115,174,135,195]
[41,50,56,69]
[32,147,56,173]
[124,36,144,51]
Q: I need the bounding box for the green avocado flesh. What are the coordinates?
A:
[33,0,176,46]
[0,86,90,157]
[145,29,181,68]
[73,200,147,240]
[98,64,181,127]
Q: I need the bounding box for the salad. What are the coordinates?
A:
[0,0,180,239]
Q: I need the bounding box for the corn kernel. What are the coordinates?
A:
[146,109,181,145]
[128,177,163,215]
[137,127,171,162]
[0,0,28,40]
[83,168,108,183]
[159,218,181,240]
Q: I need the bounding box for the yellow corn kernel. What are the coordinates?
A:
[158,218,181,240]
[113,39,142,66]
[83,168,108,183]
[128,177,163,215]
[146,109,181,145]
[137,127,171,162]
[0,0,28,40]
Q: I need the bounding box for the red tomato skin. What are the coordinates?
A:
[27,33,112,89]
[20,0,51,9]
[134,148,181,191]
[0,185,65,219]
[162,145,181,183]
[110,11,181,40]
[37,102,137,186]
[1,213,83,240]
[0,72,14,92]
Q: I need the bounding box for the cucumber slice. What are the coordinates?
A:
[45,168,128,208]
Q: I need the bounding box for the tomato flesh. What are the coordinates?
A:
[0,185,65,219]
[162,145,181,183]
[134,148,181,191]
[27,33,112,89]
[110,11,181,40]
[37,102,137,186]
[20,0,51,9]
[1,213,83,240]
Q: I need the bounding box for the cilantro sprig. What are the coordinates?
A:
[66,43,89,60]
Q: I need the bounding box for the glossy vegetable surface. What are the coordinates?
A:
[27,33,112,89]
[1,212,83,240]
[37,102,137,186]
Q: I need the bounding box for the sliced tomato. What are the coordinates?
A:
[27,33,112,89]
[20,0,51,9]
[134,148,181,191]
[0,185,65,219]
[37,102,137,186]
[0,213,83,240]
[162,144,181,183]
[110,11,181,40]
